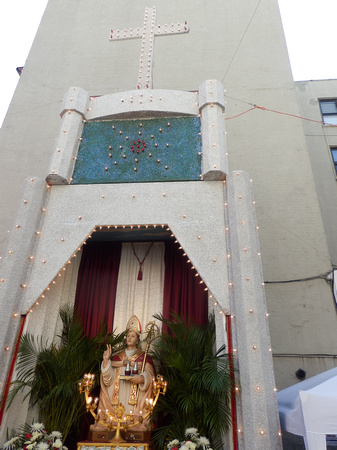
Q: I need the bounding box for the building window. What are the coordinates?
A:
[331,147,337,175]
[319,100,337,125]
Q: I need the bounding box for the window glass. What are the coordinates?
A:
[331,148,337,175]
[319,100,337,125]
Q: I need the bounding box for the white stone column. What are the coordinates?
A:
[226,171,282,450]
[46,87,89,185]
[199,79,228,180]
[0,177,48,399]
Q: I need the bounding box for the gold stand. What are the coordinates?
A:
[79,373,166,444]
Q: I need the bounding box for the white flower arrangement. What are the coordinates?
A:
[3,423,68,450]
[166,428,212,450]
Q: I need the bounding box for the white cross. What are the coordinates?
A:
[109,6,189,89]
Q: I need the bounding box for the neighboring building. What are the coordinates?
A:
[295,79,337,268]
[0,0,336,448]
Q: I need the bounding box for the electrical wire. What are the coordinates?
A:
[224,102,337,127]
[258,207,331,264]
[264,271,331,284]
[222,0,262,82]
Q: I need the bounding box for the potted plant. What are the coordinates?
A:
[151,313,234,450]
[7,305,125,447]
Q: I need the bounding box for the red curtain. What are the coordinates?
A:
[163,240,209,326]
[74,240,208,336]
[74,242,122,338]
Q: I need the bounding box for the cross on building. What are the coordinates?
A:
[110,6,189,89]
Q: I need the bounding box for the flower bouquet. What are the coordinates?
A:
[166,428,212,450]
[3,423,68,450]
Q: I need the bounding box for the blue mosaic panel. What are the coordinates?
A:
[72,117,202,184]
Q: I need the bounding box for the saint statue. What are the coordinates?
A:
[91,315,156,434]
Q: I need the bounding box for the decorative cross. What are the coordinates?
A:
[110,7,189,89]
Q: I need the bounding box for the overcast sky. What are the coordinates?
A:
[0,0,337,127]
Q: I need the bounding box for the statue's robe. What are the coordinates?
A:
[91,348,156,432]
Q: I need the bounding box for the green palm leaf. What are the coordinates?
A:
[7,305,125,444]
[151,313,234,449]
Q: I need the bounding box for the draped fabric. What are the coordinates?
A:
[163,240,209,326]
[113,242,165,334]
[74,240,208,337]
[1,253,83,439]
[74,242,122,338]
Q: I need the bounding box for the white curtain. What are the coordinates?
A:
[24,255,82,344]
[0,255,82,443]
[113,242,165,334]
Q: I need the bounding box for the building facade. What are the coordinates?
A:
[295,79,337,266]
[0,0,336,448]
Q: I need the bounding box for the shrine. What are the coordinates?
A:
[2,0,332,449]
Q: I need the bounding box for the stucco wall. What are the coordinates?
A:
[295,79,337,265]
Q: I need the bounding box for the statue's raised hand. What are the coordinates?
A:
[102,344,112,368]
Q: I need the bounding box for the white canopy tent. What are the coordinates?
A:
[277,367,337,450]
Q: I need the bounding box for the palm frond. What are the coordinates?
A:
[151,313,234,449]
[7,304,125,443]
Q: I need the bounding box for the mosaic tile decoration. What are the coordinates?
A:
[72,117,202,184]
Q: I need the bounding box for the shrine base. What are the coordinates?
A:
[88,430,151,443]
[77,441,153,450]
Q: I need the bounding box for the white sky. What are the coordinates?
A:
[0,0,337,127]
